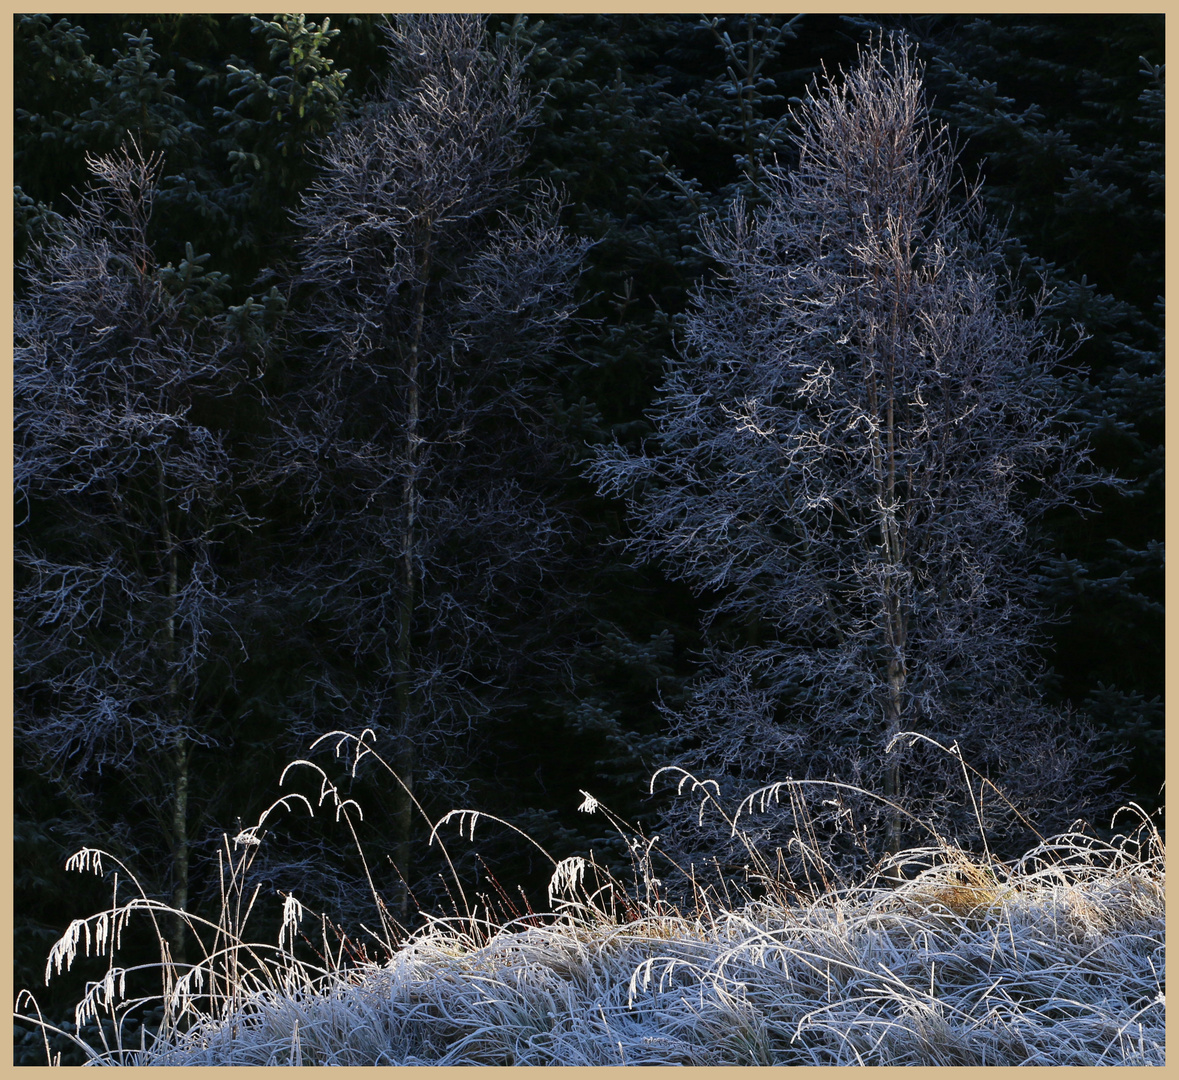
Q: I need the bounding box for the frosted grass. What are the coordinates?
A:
[134,845,1164,1065]
[17,735,1164,1066]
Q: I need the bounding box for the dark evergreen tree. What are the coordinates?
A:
[910,15,1165,808]
[14,14,381,290]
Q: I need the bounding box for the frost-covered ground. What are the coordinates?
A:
[33,814,1164,1067]
[18,738,1165,1067]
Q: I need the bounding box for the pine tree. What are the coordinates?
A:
[910,14,1164,806]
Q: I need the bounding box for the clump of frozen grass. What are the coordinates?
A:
[16,732,1165,1066]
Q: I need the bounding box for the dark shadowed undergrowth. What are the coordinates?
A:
[14,732,1165,1066]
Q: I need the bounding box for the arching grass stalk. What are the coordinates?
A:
[13,726,474,1065]
[14,733,1165,1066]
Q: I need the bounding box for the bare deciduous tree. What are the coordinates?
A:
[272,15,587,918]
[14,144,251,959]
[590,36,1117,871]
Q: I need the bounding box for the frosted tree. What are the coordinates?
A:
[590,36,1116,869]
[14,144,251,959]
[271,15,586,917]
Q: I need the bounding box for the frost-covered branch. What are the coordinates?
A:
[589,35,1118,870]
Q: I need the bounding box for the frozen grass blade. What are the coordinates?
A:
[15,736,1163,1066]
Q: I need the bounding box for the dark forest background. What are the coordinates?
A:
[13,12,1163,1034]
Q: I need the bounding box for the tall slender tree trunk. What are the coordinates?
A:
[392,236,431,922]
[879,340,907,859]
[169,737,190,963]
[883,657,905,857]
[159,457,189,963]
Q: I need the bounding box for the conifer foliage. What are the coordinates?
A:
[916,14,1165,800]
[11,17,1161,1053]
[590,37,1116,865]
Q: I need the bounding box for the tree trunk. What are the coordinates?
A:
[883,658,905,857]
[169,737,190,964]
[159,457,189,963]
[392,237,431,922]
[880,341,907,858]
